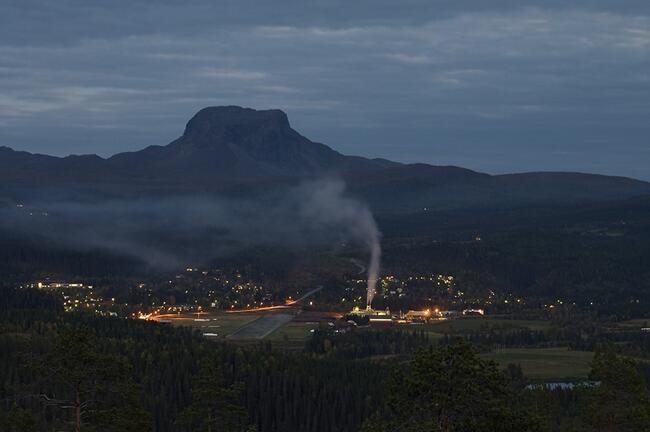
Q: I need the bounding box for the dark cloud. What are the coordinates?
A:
[0,1,649,179]
[4,1,650,46]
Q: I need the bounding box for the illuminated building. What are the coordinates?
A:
[348,306,393,326]
[404,309,442,323]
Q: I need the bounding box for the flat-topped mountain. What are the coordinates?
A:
[1,106,649,209]
[0,106,395,185]
[107,106,397,179]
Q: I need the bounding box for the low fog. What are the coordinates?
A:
[1,179,382,278]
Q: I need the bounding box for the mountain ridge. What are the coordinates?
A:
[1,106,649,210]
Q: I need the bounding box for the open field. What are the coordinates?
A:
[422,317,551,336]
[615,318,650,328]
[157,311,264,337]
[481,347,594,380]
[228,313,295,340]
[266,322,319,342]
[153,309,311,341]
[162,312,554,345]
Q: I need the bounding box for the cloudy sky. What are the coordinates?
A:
[1,1,649,179]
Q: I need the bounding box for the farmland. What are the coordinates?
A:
[481,347,594,380]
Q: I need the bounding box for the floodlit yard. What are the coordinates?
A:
[481,347,594,380]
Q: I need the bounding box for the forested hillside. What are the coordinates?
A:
[4,286,650,431]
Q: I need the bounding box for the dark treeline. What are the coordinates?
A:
[4,286,650,431]
[0,286,385,432]
[380,226,650,314]
[0,231,142,281]
[306,327,430,359]
[570,328,650,360]
[301,316,650,361]
[518,350,650,431]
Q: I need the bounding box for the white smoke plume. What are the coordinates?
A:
[297,178,381,307]
[2,179,382,296]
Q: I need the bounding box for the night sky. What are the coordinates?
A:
[1,1,649,179]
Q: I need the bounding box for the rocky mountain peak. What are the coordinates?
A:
[181,106,291,147]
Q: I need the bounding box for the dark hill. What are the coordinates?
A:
[346,164,650,211]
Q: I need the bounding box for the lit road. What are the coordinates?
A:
[226,286,323,313]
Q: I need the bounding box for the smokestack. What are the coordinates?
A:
[366,239,381,309]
